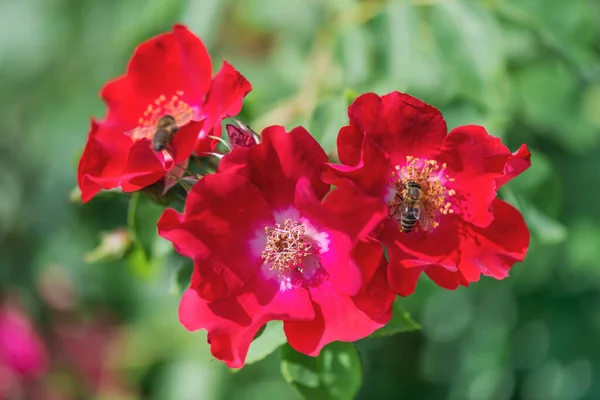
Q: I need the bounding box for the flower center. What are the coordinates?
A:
[125,91,195,141]
[388,156,455,232]
[261,219,313,273]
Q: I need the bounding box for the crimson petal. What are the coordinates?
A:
[179,276,314,368]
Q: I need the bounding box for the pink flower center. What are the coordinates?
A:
[262,219,313,273]
[387,156,455,232]
[125,91,195,142]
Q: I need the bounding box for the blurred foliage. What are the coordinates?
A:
[1,0,600,398]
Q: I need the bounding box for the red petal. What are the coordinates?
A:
[424,266,468,290]
[387,258,423,297]
[389,199,529,291]
[458,199,530,280]
[158,171,273,301]
[336,124,364,166]
[382,216,461,268]
[100,76,141,127]
[293,178,362,296]
[294,178,388,297]
[100,25,213,129]
[179,276,314,368]
[496,144,531,189]
[77,119,130,202]
[220,126,330,208]
[157,208,209,260]
[323,131,391,198]
[382,215,463,296]
[438,125,513,227]
[127,24,212,106]
[120,139,172,192]
[351,240,395,323]
[170,120,204,165]
[320,183,388,241]
[345,92,447,165]
[284,277,387,356]
[195,61,252,153]
[120,120,201,192]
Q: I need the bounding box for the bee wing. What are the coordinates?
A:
[123,125,154,140]
[416,201,434,232]
[171,108,196,127]
[122,108,196,139]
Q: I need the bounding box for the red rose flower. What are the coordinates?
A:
[323,91,531,296]
[158,126,393,368]
[77,24,252,203]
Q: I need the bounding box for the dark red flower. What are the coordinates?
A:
[158,126,393,367]
[323,91,531,296]
[77,24,252,203]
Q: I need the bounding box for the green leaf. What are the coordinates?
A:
[370,298,420,337]
[281,342,362,400]
[127,192,165,262]
[524,206,567,245]
[308,96,348,156]
[244,321,288,366]
[430,0,504,97]
[501,188,566,245]
[169,259,193,296]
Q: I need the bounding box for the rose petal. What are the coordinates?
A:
[179,274,314,368]
[351,239,395,322]
[158,171,273,301]
[346,91,447,164]
[386,261,422,297]
[195,61,253,154]
[439,125,529,227]
[496,144,531,189]
[458,198,530,280]
[323,131,391,198]
[120,139,172,192]
[220,126,330,208]
[127,24,212,106]
[77,119,131,202]
[284,277,387,356]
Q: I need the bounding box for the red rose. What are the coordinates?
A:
[77,24,252,203]
[323,91,531,296]
[158,126,393,367]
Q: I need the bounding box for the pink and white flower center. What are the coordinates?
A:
[254,208,329,290]
[262,219,313,273]
[386,156,456,232]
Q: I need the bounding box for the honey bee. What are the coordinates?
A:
[396,181,432,233]
[124,109,194,152]
[150,115,178,151]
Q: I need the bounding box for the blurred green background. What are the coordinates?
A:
[1,0,600,398]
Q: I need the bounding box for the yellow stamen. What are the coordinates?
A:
[388,156,455,232]
[261,219,312,273]
[126,91,194,142]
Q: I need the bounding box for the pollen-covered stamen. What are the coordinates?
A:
[388,156,456,232]
[262,219,313,273]
[126,91,195,141]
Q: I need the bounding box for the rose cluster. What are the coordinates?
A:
[77,25,531,368]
